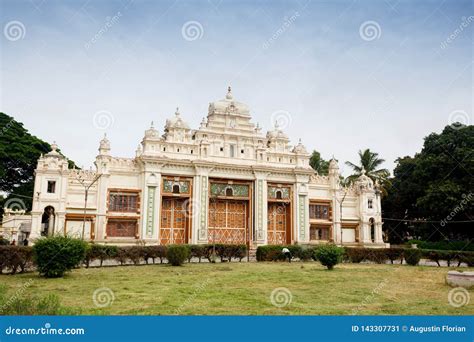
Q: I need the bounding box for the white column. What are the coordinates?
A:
[253,172,268,244]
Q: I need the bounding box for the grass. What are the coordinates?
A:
[1,262,473,315]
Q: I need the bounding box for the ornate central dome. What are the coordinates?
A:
[208,86,250,116]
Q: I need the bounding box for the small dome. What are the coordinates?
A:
[292,139,307,154]
[267,121,289,140]
[165,107,190,130]
[145,121,159,138]
[329,158,339,170]
[356,170,374,189]
[209,86,250,115]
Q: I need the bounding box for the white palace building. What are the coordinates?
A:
[25,87,385,247]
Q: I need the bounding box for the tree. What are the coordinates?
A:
[382,123,473,242]
[309,150,329,175]
[0,113,75,216]
[345,148,391,195]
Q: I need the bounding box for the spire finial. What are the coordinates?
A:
[274,120,280,130]
[175,107,180,116]
[226,85,233,100]
[150,121,154,128]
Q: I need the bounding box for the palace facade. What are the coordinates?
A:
[29,88,386,247]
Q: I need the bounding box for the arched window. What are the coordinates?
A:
[225,187,233,197]
[41,206,55,236]
[172,184,180,194]
[369,218,375,243]
[276,190,283,200]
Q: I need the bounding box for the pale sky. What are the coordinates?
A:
[1,0,472,175]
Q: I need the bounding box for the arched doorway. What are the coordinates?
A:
[369,218,375,243]
[41,206,55,236]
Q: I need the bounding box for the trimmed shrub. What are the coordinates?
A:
[0,246,34,274]
[344,248,367,263]
[300,246,317,261]
[316,244,344,270]
[33,236,88,278]
[166,245,189,266]
[256,245,304,261]
[145,245,167,264]
[385,248,404,264]
[458,252,474,267]
[407,240,474,251]
[404,249,422,266]
[84,244,117,268]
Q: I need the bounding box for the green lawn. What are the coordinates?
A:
[1,262,473,315]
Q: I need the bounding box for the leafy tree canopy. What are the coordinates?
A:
[0,113,75,213]
[383,123,473,242]
[345,148,391,196]
[309,150,329,175]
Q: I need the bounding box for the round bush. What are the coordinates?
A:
[404,249,422,266]
[33,236,88,278]
[166,245,189,266]
[315,244,344,270]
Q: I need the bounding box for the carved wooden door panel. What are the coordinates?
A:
[267,203,287,245]
[160,198,187,245]
[208,200,247,244]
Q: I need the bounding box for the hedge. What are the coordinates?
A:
[166,245,189,266]
[406,240,474,252]
[0,246,34,274]
[256,245,316,261]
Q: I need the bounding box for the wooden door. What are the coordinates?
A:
[160,198,187,244]
[267,203,288,245]
[208,200,247,244]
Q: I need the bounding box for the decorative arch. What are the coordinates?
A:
[369,217,375,243]
[41,206,55,236]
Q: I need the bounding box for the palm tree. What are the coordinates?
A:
[345,149,391,196]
